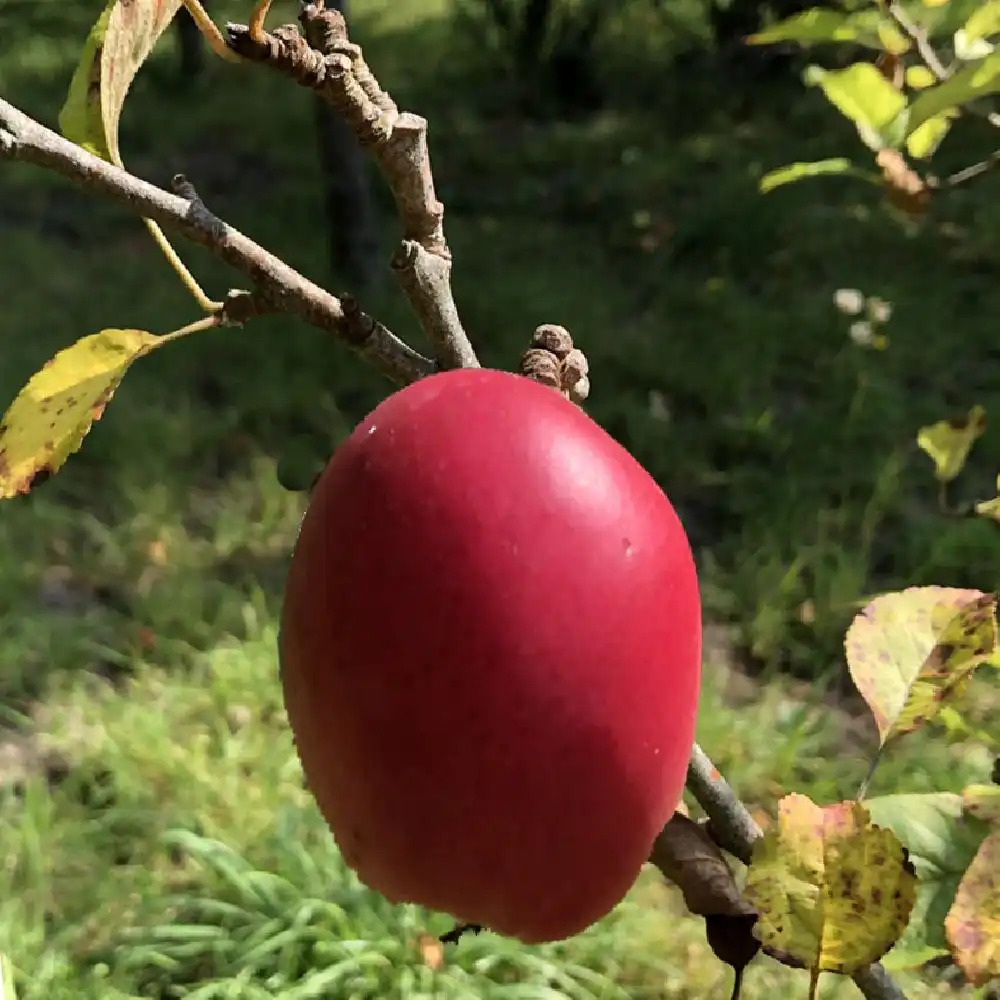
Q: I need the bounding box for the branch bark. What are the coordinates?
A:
[0,99,433,386]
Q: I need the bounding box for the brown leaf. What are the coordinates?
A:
[650,812,761,990]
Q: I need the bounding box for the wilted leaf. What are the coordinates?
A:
[906,52,1000,134]
[963,784,1000,823]
[866,793,991,971]
[759,158,866,193]
[917,405,987,481]
[416,933,445,970]
[844,587,998,746]
[747,8,907,50]
[804,63,909,150]
[945,830,1000,985]
[0,330,160,499]
[650,812,761,988]
[744,795,916,978]
[60,0,184,166]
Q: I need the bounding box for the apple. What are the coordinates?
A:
[279,367,702,943]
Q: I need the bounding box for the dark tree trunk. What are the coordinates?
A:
[311,0,380,291]
[175,5,205,80]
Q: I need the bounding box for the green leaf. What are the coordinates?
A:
[844,586,999,747]
[0,953,16,1000]
[0,329,163,498]
[747,8,908,51]
[906,52,1000,134]
[58,5,114,159]
[759,157,870,192]
[59,0,185,166]
[804,63,909,150]
[865,793,991,971]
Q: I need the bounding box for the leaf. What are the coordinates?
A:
[957,0,1000,46]
[977,475,1000,521]
[0,330,160,499]
[759,158,865,193]
[743,795,917,978]
[804,63,909,151]
[845,587,998,746]
[917,405,987,481]
[58,5,114,159]
[945,830,1000,985]
[747,8,908,51]
[936,705,1000,750]
[906,112,954,158]
[0,952,16,1000]
[906,52,1000,134]
[650,813,761,988]
[963,784,1000,823]
[866,793,991,971]
[906,65,938,89]
[59,0,184,166]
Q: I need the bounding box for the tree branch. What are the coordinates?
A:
[0,98,434,386]
[225,2,480,371]
[682,743,906,1000]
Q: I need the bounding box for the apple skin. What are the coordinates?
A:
[278,367,702,944]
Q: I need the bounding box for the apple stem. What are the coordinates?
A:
[439,922,483,945]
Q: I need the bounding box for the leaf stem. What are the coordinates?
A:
[143,218,222,313]
[180,0,243,63]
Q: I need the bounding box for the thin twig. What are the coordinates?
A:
[0,98,434,386]
[226,3,480,371]
[685,743,906,1000]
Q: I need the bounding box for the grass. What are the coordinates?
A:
[0,0,999,996]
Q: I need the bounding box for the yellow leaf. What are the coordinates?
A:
[916,404,986,481]
[906,112,954,158]
[744,795,917,977]
[59,0,184,166]
[0,330,160,499]
[845,586,998,746]
[960,0,1000,44]
[906,65,938,89]
[944,830,1000,985]
[976,474,1000,521]
[962,784,1000,823]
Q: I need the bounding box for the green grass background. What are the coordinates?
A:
[0,0,998,996]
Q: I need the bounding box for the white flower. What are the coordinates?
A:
[834,288,866,315]
[849,320,875,346]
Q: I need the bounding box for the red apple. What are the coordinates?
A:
[279,367,701,943]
